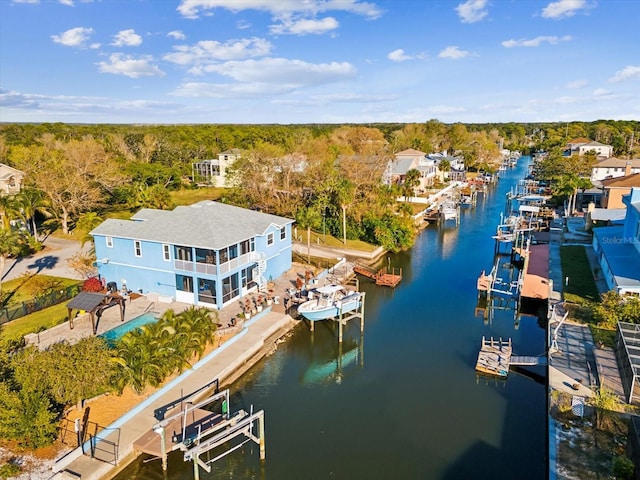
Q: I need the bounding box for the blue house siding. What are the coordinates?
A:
[592,188,640,295]
[91,201,294,308]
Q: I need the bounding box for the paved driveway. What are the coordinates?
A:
[2,235,88,282]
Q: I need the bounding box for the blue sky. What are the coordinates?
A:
[1,0,638,124]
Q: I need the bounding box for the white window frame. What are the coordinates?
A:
[163,244,171,261]
[280,227,286,240]
[267,232,274,246]
[106,236,113,248]
[134,240,142,257]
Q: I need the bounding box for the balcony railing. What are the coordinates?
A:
[175,251,259,276]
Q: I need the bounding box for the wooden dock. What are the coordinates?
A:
[475,337,512,377]
[353,263,402,287]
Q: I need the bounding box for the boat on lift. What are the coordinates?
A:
[297,284,362,321]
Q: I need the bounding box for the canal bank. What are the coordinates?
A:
[113,156,548,480]
[53,309,298,479]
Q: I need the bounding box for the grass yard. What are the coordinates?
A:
[294,229,378,253]
[1,275,80,306]
[170,187,226,206]
[0,303,69,344]
[560,245,600,304]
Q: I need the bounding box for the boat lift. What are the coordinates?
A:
[138,389,266,478]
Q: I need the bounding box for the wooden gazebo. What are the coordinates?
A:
[66,292,126,335]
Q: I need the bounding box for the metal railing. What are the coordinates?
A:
[0,284,81,325]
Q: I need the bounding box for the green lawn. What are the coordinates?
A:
[1,275,81,306]
[560,245,600,304]
[170,187,226,206]
[294,229,377,253]
[0,303,69,344]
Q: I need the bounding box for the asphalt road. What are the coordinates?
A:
[2,235,87,282]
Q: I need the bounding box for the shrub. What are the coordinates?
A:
[612,455,634,480]
[82,277,103,292]
[0,463,21,479]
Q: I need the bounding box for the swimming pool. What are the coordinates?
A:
[100,312,159,344]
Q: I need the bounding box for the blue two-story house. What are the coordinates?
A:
[90,201,294,309]
[592,187,640,295]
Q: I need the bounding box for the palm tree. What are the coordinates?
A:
[0,229,27,296]
[334,179,355,245]
[0,194,20,230]
[16,188,51,240]
[296,206,322,264]
[403,169,421,202]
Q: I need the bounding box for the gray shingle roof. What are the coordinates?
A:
[91,201,294,249]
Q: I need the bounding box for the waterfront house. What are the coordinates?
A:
[191,148,241,187]
[592,187,640,295]
[0,163,24,194]
[601,174,640,209]
[90,201,294,309]
[578,141,613,158]
[383,149,437,192]
[591,158,640,184]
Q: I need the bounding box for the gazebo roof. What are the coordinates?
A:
[66,292,109,312]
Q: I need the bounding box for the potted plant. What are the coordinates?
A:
[256,295,264,312]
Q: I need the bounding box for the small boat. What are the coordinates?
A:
[297,284,362,321]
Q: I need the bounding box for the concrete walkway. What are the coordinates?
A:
[53,308,297,479]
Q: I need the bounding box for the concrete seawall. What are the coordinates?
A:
[53,309,297,480]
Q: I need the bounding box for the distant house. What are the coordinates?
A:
[578,141,613,158]
[192,148,242,187]
[90,201,294,309]
[383,149,437,191]
[566,137,592,152]
[602,174,640,209]
[565,137,613,158]
[426,152,466,182]
[592,187,640,295]
[0,163,24,194]
[591,158,640,184]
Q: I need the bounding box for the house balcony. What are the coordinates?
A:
[175,251,262,277]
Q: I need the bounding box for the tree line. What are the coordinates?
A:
[0,119,637,255]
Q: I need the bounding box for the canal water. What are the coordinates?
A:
[116,157,547,480]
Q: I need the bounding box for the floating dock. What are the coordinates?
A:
[353,263,402,287]
[475,337,512,377]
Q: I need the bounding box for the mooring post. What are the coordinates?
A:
[154,425,167,471]
[193,456,200,480]
[360,294,365,333]
[259,413,266,460]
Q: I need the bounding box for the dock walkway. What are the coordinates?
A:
[53,309,296,480]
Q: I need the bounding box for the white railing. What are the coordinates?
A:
[174,259,194,271]
[195,262,217,275]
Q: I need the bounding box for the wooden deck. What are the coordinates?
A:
[475,337,512,377]
[353,263,402,287]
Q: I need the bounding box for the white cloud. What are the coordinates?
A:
[111,29,143,47]
[172,82,297,98]
[199,57,356,85]
[51,27,94,47]
[97,53,164,78]
[501,35,572,48]
[565,79,588,89]
[164,38,272,69]
[176,0,383,20]
[592,88,612,97]
[13,0,83,3]
[270,16,339,35]
[438,46,470,59]
[608,65,640,83]
[387,49,412,62]
[168,30,186,40]
[541,0,590,19]
[455,0,488,23]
